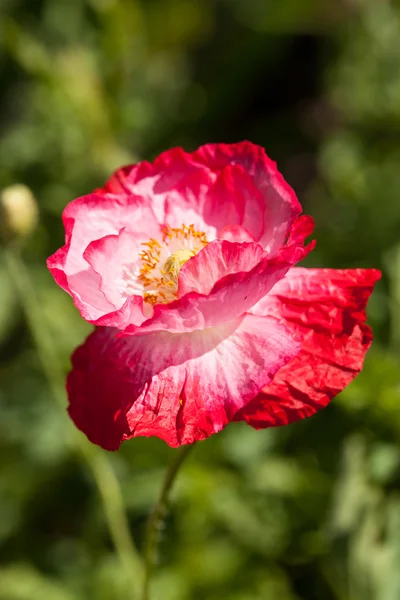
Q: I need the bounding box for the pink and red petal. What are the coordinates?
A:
[178,240,266,297]
[201,165,265,241]
[99,148,209,226]
[235,268,381,428]
[192,141,302,253]
[67,314,300,450]
[98,147,201,198]
[60,192,160,278]
[47,244,71,294]
[125,215,314,335]
[219,225,255,243]
[99,142,301,252]
[47,192,159,323]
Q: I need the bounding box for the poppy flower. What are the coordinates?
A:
[47,142,380,450]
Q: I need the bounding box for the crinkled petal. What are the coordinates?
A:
[67,314,300,450]
[235,268,381,428]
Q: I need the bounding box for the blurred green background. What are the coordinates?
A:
[0,0,399,598]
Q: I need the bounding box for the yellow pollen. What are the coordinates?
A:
[138,224,208,305]
[144,292,157,305]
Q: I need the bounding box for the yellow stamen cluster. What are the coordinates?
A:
[139,239,162,287]
[139,224,208,305]
[163,223,208,246]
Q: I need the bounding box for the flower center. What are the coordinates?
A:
[163,248,196,276]
[139,224,208,305]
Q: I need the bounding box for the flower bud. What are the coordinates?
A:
[0,184,39,242]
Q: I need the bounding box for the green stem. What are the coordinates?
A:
[142,444,193,600]
[4,246,144,597]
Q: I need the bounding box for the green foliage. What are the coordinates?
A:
[0,0,399,598]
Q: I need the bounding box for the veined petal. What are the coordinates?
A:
[67,314,300,450]
[235,268,381,428]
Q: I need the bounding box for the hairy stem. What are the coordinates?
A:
[142,444,193,600]
[4,246,144,597]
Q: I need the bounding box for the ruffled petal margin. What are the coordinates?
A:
[234,268,381,428]
[67,314,301,450]
[98,141,302,253]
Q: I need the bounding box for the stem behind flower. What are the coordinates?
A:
[142,444,194,600]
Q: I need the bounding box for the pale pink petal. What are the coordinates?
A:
[62,192,159,278]
[101,157,218,240]
[83,230,146,309]
[47,192,159,322]
[163,169,218,240]
[67,314,300,450]
[100,148,207,224]
[81,229,150,328]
